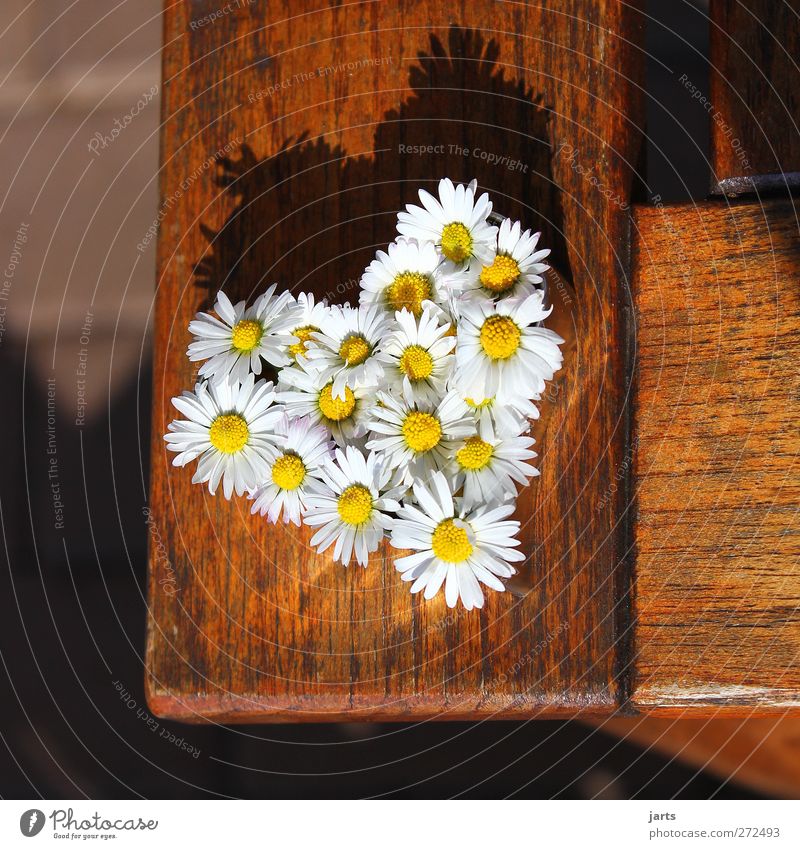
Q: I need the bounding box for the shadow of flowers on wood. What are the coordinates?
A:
[194,26,569,310]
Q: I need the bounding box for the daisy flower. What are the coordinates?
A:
[164,374,281,499]
[455,291,564,404]
[376,306,455,405]
[360,238,445,318]
[422,295,459,333]
[187,286,302,383]
[303,446,403,567]
[249,414,333,526]
[285,292,331,362]
[302,303,388,400]
[366,387,473,486]
[277,356,372,447]
[462,218,551,301]
[390,471,524,610]
[449,420,539,510]
[455,390,540,438]
[397,178,497,270]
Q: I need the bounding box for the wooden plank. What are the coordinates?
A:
[589,716,800,798]
[631,197,800,713]
[709,0,800,194]
[145,0,645,721]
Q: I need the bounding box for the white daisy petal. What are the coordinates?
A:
[365,388,472,488]
[389,471,522,610]
[277,356,373,447]
[375,305,456,405]
[448,419,539,510]
[164,375,281,499]
[360,238,447,318]
[460,217,550,302]
[455,292,563,405]
[396,178,497,272]
[302,447,398,569]
[186,286,303,383]
[301,303,388,399]
[248,414,333,525]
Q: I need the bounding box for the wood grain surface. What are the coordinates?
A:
[145,0,645,721]
[591,715,800,798]
[631,197,800,713]
[709,0,800,193]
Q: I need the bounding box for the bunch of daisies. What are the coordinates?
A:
[165,178,564,610]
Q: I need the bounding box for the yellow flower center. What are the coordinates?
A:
[288,325,319,359]
[479,315,521,360]
[465,396,493,409]
[456,436,494,471]
[318,383,356,422]
[479,254,521,293]
[401,411,442,453]
[431,518,473,563]
[208,413,249,454]
[443,323,457,338]
[399,345,434,381]
[385,271,432,316]
[441,222,473,263]
[338,334,371,366]
[337,483,373,525]
[271,452,306,490]
[231,319,263,353]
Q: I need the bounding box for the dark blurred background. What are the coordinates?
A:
[0,0,793,799]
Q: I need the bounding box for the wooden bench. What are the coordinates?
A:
[145,0,799,722]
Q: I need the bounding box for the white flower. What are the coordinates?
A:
[397,178,497,270]
[421,294,460,332]
[366,387,473,486]
[285,292,331,362]
[168,180,564,596]
[360,238,447,317]
[390,471,524,610]
[455,291,563,403]
[302,303,388,399]
[376,306,455,405]
[249,414,333,525]
[449,419,539,510]
[164,374,281,499]
[277,356,372,447]
[187,286,302,383]
[456,391,540,438]
[461,218,550,301]
[303,446,403,567]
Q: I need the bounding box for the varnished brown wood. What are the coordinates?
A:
[631,197,800,713]
[145,0,645,721]
[710,0,800,194]
[590,716,800,798]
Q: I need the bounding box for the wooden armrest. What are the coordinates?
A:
[145,0,644,722]
[632,197,800,713]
